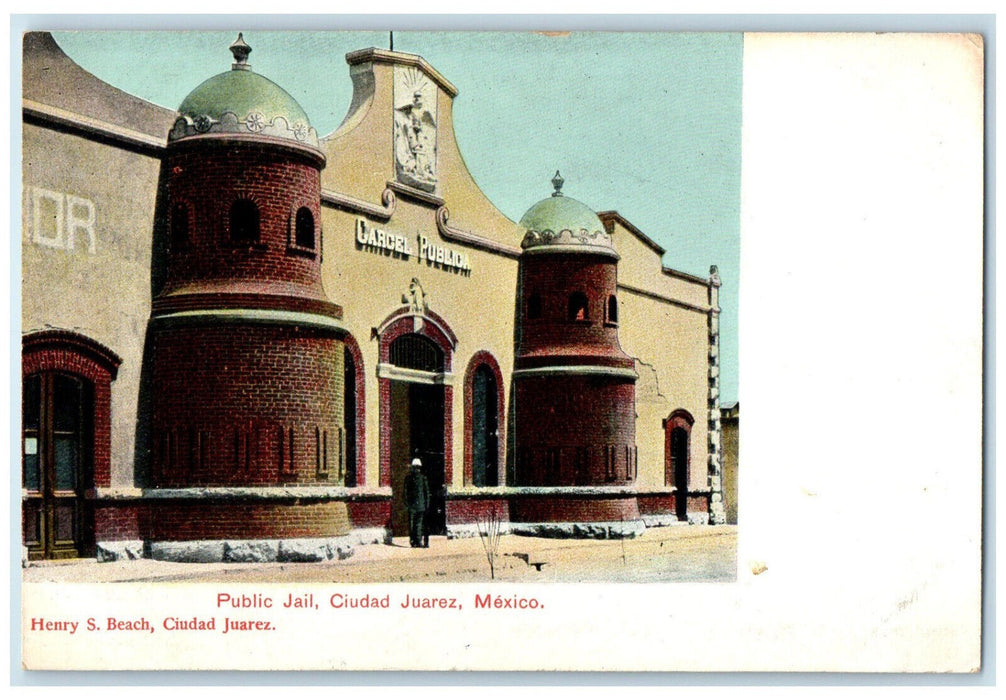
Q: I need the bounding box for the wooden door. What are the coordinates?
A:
[671,427,689,521]
[22,373,94,559]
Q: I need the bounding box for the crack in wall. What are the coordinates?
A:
[632,356,667,403]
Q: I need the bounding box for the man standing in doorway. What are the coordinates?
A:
[404,457,430,548]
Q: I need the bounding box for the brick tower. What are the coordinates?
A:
[512,172,641,531]
[146,35,348,541]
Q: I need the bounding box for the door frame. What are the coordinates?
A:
[375,306,457,491]
[22,330,120,560]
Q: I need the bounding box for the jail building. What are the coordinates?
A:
[21,32,728,561]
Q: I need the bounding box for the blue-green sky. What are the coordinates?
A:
[52,30,741,404]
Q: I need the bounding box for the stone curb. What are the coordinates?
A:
[99,528,391,563]
[509,520,647,540]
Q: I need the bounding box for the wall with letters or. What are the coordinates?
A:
[21,123,162,485]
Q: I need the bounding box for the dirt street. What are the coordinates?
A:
[23,525,737,584]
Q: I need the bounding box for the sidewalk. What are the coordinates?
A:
[22,525,737,584]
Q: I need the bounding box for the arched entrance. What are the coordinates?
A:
[664,409,694,522]
[377,301,457,539]
[388,334,446,536]
[22,331,120,560]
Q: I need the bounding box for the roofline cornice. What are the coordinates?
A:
[167,131,325,167]
[618,282,711,314]
[345,47,458,98]
[23,99,167,155]
[597,210,666,256]
[661,266,710,286]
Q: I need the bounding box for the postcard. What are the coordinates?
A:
[17,27,983,672]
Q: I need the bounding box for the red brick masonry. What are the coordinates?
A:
[509,245,641,521]
[162,141,327,302]
[150,324,344,486]
[141,135,347,541]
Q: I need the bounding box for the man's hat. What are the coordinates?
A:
[411,458,422,467]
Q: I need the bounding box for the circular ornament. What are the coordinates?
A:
[245,112,265,132]
[193,114,213,133]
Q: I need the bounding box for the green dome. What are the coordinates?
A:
[178,69,311,127]
[518,171,616,258]
[168,34,320,151]
[519,194,606,236]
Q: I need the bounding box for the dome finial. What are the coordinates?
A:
[551,170,564,197]
[230,32,252,71]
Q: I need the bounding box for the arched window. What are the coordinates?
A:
[471,365,499,487]
[294,207,315,249]
[527,293,542,320]
[230,199,260,243]
[170,202,189,249]
[389,334,445,373]
[568,292,589,321]
[607,295,618,324]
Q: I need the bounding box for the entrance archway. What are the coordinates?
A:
[376,305,457,538]
[388,334,446,537]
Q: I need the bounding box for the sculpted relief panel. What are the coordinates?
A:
[394,66,438,192]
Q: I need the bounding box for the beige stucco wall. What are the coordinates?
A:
[21,123,161,486]
[606,218,713,492]
[319,51,523,489]
[612,222,709,311]
[322,52,522,248]
[321,59,396,203]
[319,200,518,489]
[618,289,710,491]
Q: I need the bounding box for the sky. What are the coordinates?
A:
[51,29,742,405]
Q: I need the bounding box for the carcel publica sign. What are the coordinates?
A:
[355,218,472,275]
